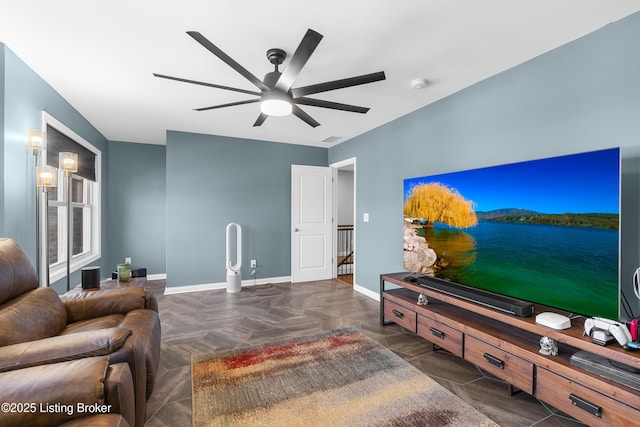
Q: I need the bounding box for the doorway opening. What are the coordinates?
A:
[332,159,355,286]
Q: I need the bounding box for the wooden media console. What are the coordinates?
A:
[380,272,640,426]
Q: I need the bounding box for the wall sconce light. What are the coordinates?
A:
[36,165,58,189]
[59,152,78,175]
[27,130,45,156]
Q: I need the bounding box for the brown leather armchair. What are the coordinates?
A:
[0,238,160,427]
[0,356,134,426]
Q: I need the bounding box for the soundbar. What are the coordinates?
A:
[416,275,535,317]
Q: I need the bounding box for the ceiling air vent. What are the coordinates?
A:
[321,136,342,143]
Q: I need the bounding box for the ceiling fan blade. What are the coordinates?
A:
[275,29,323,92]
[295,97,370,113]
[187,31,270,92]
[291,71,386,98]
[153,73,261,96]
[195,99,259,111]
[292,105,320,128]
[253,113,268,127]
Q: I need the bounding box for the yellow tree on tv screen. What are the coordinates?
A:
[404,182,477,228]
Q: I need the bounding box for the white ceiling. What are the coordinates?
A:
[1,1,639,147]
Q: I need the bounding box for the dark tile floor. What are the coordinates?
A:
[143,279,585,426]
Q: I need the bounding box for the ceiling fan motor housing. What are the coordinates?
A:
[267,48,286,65]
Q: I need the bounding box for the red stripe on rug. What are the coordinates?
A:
[221,330,363,370]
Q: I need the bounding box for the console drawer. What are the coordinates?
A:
[464,335,533,394]
[417,314,463,357]
[383,299,417,333]
[536,367,635,427]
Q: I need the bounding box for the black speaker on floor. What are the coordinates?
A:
[82,266,100,289]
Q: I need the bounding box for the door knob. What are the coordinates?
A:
[293,227,300,232]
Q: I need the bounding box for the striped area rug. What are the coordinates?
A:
[192,327,498,427]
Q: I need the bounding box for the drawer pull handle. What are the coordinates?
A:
[483,353,504,370]
[392,309,404,319]
[429,327,445,340]
[569,394,602,418]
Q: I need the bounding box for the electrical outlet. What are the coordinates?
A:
[251,259,257,268]
[125,257,131,264]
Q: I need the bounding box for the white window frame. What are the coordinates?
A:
[40,112,101,284]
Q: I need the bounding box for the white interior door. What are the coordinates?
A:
[291,165,333,283]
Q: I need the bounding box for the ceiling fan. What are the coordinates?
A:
[153,29,386,128]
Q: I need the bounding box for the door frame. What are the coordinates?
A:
[330,157,356,284]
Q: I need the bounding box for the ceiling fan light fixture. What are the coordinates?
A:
[260,93,292,117]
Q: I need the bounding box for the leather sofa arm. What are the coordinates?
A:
[104,362,135,427]
[0,356,121,427]
[59,364,135,427]
[0,327,131,373]
[61,288,148,322]
[144,290,159,312]
[106,336,147,427]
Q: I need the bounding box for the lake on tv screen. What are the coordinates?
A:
[403,148,620,319]
[415,221,618,319]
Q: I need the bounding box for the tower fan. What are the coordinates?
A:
[226,223,242,293]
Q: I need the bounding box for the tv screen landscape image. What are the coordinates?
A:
[403,148,620,320]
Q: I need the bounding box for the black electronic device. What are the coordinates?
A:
[417,275,535,317]
[570,350,640,391]
[81,266,100,290]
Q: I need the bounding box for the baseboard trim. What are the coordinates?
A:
[354,283,380,302]
[163,276,292,295]
[161,275,381,301]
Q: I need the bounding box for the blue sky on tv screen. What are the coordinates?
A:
[404,148,620,214]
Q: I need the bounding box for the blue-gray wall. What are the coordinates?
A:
[106,141,166,276]
[1,44,110,294]
[165,131,327,287]
[329,12,640,318]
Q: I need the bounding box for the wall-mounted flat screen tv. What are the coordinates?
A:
[403,148,620,319]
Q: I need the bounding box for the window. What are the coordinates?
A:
[41,113,101,284]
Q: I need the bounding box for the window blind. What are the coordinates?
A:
[45,125,97,182]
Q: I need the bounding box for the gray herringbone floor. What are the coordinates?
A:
[143,279,584,426]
